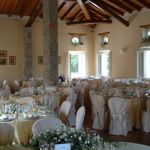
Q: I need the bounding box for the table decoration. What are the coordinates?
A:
[30,126,118,150]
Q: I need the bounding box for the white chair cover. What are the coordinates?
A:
[142,99,150,132]
[108,97,132,136]
[45,86,57,94]
[91,93,105,130]
[62,87,73,95]
[40,95,58,110]
[32,117,62,137]
[20,87,34,95]
[14,79,21,87]
[0,89,11,100]
[78,86,85,106]
[59,101,71,117]
[147,99,150,112]
[76,106,85,130]
[66,93,77,126]
[89,90,96,120]
[2,80,8,88]
[0,123,14,145]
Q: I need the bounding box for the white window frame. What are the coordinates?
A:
[97,50,111,77]
[137,48,150,79]
[68,51,87,78]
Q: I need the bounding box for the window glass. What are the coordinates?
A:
[137,50,150,78]
[69,51,86,78]
[97,50,110,77]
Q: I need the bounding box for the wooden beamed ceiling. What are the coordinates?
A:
[0,0,149,27]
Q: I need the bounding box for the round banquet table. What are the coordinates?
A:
[0,117,38,146]
[114,142,150,150]
[0,142,149,150]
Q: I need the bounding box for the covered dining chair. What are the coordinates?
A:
[32,117,62,137]
[59,101,71,125]
[40,95,58,111]
[142,99,150,132]
[76,106,85,130]
[90,92,106,130]
[108,97,132,136]
[66,93,77,126]
[0,123,14,145]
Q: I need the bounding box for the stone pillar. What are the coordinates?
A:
[43,0,58,85]
[24,27,33,79]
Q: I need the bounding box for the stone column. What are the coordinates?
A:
[24,27,33,79]
[43,0,58,85]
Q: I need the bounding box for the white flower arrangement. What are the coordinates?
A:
[30,126,104,150]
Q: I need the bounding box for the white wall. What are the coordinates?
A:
[0,19,24,81]
[0,10,150,81]
[94,10,150,78]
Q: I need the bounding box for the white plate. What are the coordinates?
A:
[0,118,13,122]
[22,116,39,120]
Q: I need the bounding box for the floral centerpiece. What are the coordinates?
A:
[30,126,104,150]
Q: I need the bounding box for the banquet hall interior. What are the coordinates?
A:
[0,0,150,149]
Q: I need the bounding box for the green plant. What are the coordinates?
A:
[30,126,101,150]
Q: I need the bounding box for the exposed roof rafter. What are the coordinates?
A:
[77,0,91,20]
[137,0,150,9]
[8,0,21,17]
[122,0,142,11]
[87,0,129,27]
[0,0,7,14]
[108,0,133,13]
[58,2,66,12]
[87,4,110,20]
[25,0,42,27]
[61,2,76,19]
[0,0,148,27]
[67,19,112,25]
[20,0,29,17]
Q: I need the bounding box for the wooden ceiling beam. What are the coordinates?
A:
[122,0,142,11]
[87,4,110,19]
[108,0,133,13]
[78,15,85,22]
[61,2,76,20]
[72,11,83,22]
[29,0,41,16]
[88,0,129,26]
[0,0,7,13]
[58,2,66,12]
[98,1,124,16]
[8,0,21,17]
[91,12,103,20]
[67,19,112,25]
[68,33,86,36]
[60,0,76,2]
[25,1,42,27]
[20,0,30,17]
[89,9,103,20]
[87,0,124,16]
[137,0,150,9]
[77,0,91,20]
[68,9,81,21]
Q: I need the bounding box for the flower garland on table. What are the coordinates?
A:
[30,126,118,150]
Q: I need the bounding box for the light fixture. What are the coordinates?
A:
[69,33,86,47]
[71,36,80,46]
[119,48,127,54]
